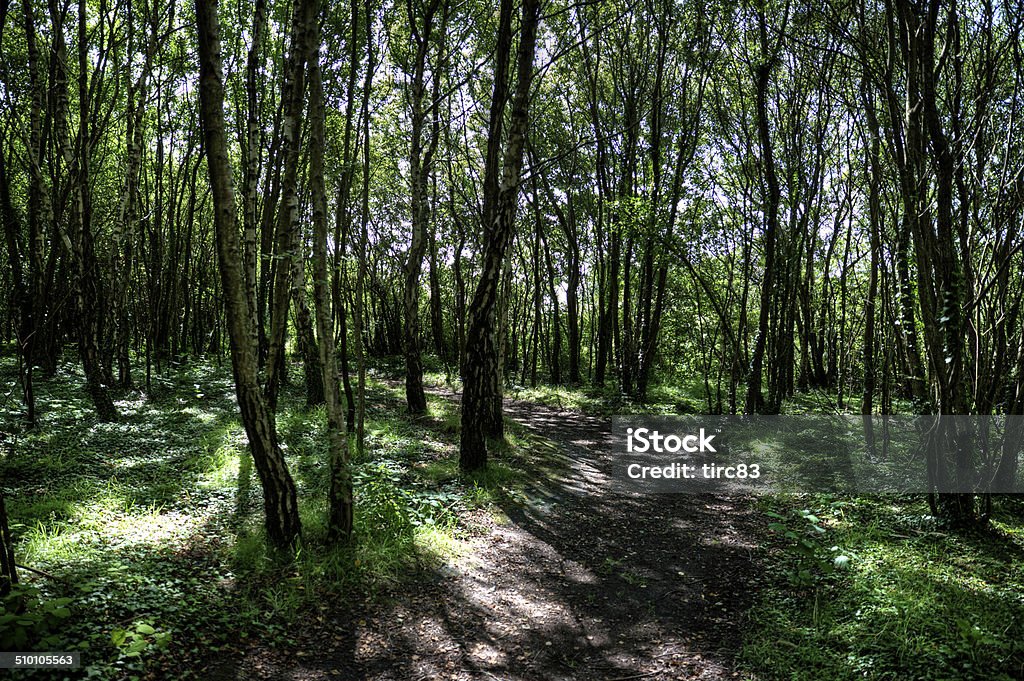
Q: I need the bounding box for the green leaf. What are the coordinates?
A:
[126,639,148,654]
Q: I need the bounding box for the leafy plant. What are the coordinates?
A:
[766,507,852,588]
[0,584,72,650]
[110,619,172,661]
[354,461,459,540]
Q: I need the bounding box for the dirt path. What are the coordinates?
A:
[212,396,763,680]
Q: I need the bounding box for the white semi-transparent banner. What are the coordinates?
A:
[610,416,1024,494]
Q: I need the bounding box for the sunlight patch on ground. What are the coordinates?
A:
[467,641,507,666]
[745,498,1024,678]
[180,405,224,424]
[75,493,213,550]
[199,425,247,488]
[414,524,471,563]
[20,498,219,566]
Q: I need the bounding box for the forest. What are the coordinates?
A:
[1,0,1023,678]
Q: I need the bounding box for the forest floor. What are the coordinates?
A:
[4,354,1024,681]
[209,386,763,681]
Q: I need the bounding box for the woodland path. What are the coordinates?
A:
[210,392,763,681]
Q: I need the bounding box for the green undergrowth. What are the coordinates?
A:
[419,357,709,416]
[0,354,563,680]
[474,378,707,416]
[742,494,1024,680]
[484,371,918,419]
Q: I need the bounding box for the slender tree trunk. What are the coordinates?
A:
[244,0,267,321]
[53,0,118,421]
[621,236,634,396]
[580,14,611,388]
[460,0,540,471]
[333,0,362,433]
[310,55,353,541]
[533,177,562,384]
[428,228,446,362]
[401,0,445,414]
[892,0,972,520]
[194,0,301,549]
[862,84,882,415]
[0,103,36,424]
[529,219,542,387]
[465,0,513,436]
[453,232,466,367]
[354,0,375,455]
[0,489,16,598]
[745,23,782,415]
[257,111,283,366]
[637,125,691,401]
[18,0,53,422]
[266,0,320,410]
[537,165,580,384]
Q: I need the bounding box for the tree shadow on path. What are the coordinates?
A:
[211,395,764,681]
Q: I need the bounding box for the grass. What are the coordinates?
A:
[0,353,563,680]
[505,378,707,416]
[6,352,1022,680]
[501,371,1024,679]
[742,494,1024,680]
[394,364,1024,681]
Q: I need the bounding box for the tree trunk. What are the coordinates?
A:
[893,0,972,520]
[745,17,783,415]
[862,83,882,415]
[17,0,54,424]
[292,222,325,407]
[194,0,301,550]
[0,489,16,598]
[333,0,362,433]
[310,54,353,541]
[243,0,268,341]
[0,129,35,426]
[460,0,540,471]
[354,0,374,455]
[535,183,562,385]
[47,0,118,421]
[266,0,320,410]
[401,0,444,415]
[428,229,446,362]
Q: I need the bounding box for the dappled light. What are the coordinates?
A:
[2,0,1024,678]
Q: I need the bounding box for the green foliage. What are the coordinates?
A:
[110,620,172,661]
[765,503,853,588]
[354,461,459,541]
[0,584,72,650]
[513,380,704,416]
[745,496,1024,680]
[1,358,541,677]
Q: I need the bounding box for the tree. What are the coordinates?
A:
[265,0,322,411]
[399,0,448,414]
[50,0,118,421]
[744,0,788,415]
[1,0,1021,536]
[194,0,301,549]
[0,489,16,598]
[309,16,353,539]
[459,0,541,471]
